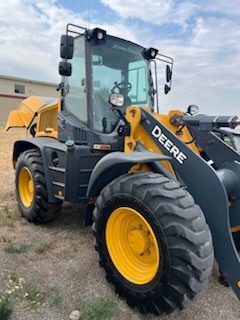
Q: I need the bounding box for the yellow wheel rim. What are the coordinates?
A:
[18,167,34,208]
[106,207,160,285]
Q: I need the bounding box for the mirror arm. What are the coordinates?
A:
[114,108,131,136]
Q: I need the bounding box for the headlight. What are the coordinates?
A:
[109,94,124,107]
[187,105,199,115]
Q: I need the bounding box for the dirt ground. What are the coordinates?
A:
[0,126,239,320]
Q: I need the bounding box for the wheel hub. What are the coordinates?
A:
[106,207,160,285]
[128,229,149,255]
[18,167,34,208]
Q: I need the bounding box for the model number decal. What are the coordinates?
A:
[151,125,187,164]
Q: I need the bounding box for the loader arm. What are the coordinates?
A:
[125,106,240,299]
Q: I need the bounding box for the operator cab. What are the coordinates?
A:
[58,24,173,147]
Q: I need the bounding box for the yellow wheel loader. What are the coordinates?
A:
[6,24,240,315]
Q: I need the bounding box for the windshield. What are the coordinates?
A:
[91,36,151,133]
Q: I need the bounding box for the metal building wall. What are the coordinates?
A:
[0,75,59,125]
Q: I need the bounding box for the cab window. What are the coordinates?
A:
[64,36,87,123]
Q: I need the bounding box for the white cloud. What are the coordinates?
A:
[203,0,240,16]
[0,0,143,82]
[101,0,197,27]
[0,0,87,82]
[156,14,240,115]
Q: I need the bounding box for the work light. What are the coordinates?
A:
[143,47,159,60]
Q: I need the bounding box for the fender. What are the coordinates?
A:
[13,137,66,203]
[86,151,171,198]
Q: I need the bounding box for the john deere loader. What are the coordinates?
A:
[6,24,240,315]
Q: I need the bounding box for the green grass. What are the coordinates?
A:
[79,298,117,320]
[3,206,10,216]
[0,235,11,243]
[25,287,45,306]
[0,297,13,320]
[20,217,29,225]
[34,241,52,254]
[0,272,26,319]
[0,206,14,228]
[25,286,65,309]
[4,244,29,254]
[9,272,19,282]
[48,288,64,307]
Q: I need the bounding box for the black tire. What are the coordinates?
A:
[16,149,62,223]
[92,172,213,315]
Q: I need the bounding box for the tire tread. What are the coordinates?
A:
[92,172,213,315]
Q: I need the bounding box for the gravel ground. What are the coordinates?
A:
[0,127,239,320]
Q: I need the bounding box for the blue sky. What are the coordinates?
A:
[0,0,240,115]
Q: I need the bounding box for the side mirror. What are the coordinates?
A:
[109,94,124,107]
[166,65,172,83]
[60,35,74,59]
[59,61,72,76]
[164,84,171,95]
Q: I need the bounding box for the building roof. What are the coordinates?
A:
[0,74,57,87]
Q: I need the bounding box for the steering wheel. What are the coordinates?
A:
[111,81,132,94]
